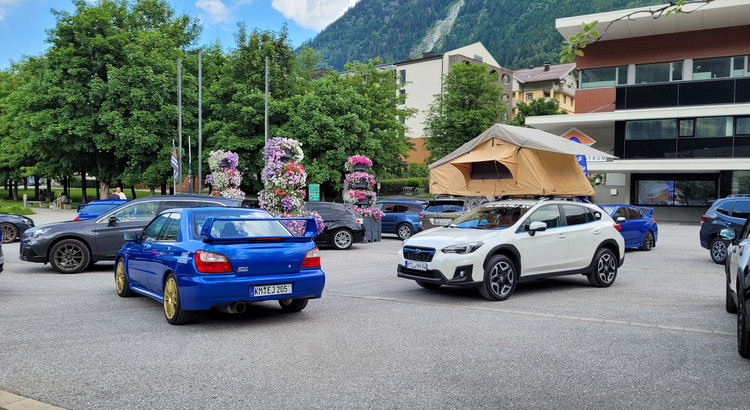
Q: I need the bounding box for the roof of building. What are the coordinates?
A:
[513,63,576,84]
[393,52,444,66]
[557,0,750,42]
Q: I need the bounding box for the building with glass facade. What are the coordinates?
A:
[527,0,750,222]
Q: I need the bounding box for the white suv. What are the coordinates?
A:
[397,198,625,301]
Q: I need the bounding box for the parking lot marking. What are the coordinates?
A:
[329,292,734,337]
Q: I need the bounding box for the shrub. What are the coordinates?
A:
[379,178,429,194]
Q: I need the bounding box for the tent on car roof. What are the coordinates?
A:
[428,124,617,197]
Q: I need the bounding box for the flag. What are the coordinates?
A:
[171,140,179,184]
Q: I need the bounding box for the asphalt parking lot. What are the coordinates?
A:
[1,207,750,409]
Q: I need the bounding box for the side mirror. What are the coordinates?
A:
[528,221,547,237]
[123,232,138,241]
[616,216,626,223]
[108,216,118,227]
[720,228,736,242]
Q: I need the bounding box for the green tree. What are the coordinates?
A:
[509,98,567,126]
[424,62,507,162]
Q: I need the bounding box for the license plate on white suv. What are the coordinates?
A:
[252,284,292,297]
[405,261,428,271]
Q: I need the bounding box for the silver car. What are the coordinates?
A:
[721,219,750,358]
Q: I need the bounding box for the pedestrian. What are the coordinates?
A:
[107,189,120,200]
[115,187,127,200]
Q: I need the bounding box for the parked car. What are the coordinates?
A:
[419,198,466,230]
[700,195,750,264]
[398,197,625,301]
[0,204,35,243]
[719,218,750,358]
[598,204,658,251]
[116,207,325,325]
[20,195,241,273]
[75,199,128,221]
[304,201,365,250]
[374,200,426,240]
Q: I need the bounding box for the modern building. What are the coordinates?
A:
[527,0,750,222]
[394,42,513,163]
[512,62,577,117]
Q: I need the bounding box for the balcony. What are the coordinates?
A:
[615,78,750,110]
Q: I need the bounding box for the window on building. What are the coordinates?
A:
[399,70,406,85]
[732,171,750,195]
[679,119,694,137]
[399,89,405,105]
[581,66,628,89]
[625,119,677,140]
[398,116,404,125]
[672,61,683,81]
[635,62,683,84]
[693,57,731,79]
[501,94,509,101]
[636,178,716,206]
[695,117,733,137]
[543,91,550,98]
[733,56,748,77]
[526,93,533,101]
[501,73,511,84]
[563,95,567,104]
[737,117,750,135]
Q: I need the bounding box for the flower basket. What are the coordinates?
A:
[350,181,367,190]
[362,217,381,242]
[356,197,370,206]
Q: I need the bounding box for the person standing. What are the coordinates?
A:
[115,187,127,200]
[107,189,120,200]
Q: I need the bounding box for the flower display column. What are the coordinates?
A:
[205,150,245,199]
[344,155,382,242]
[258,137,324,235]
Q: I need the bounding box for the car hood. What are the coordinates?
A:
[404,226,509,248]
[25,219,90,234]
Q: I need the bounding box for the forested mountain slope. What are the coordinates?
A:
[305,0,661,70]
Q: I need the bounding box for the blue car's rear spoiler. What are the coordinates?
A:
[199,217,318,242]
[639,207,654,216]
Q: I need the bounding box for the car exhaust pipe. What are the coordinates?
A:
[227,302,247,314]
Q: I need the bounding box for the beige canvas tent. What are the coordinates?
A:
[429,124,617,197]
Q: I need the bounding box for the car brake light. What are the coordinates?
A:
[418,213,424,220]
[652,218,656,223]
[613,223,622,232]
[74,217,81,221]
[700,215,708,222]
[354,218,363,224]
[302,248,321,269]
[195,250,233,273]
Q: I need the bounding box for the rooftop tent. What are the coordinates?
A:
[428,124,617,197]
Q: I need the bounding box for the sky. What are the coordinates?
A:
[0,0,361,70]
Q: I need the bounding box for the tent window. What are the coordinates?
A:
[470,161,513,180]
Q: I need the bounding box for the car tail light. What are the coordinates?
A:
[652,218,656,223]
[418,213,425,220]
[301,248,321,269]
[700,215,708,222]
[195,250,233,273]
[613,223,622,232]
[74,217,81,221]
[354,218,363,224]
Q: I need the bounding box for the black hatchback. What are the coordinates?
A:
[20,195,241,273]
[305,201,365,250]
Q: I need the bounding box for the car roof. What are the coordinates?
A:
[376,199,426,204]
[128,195,240,203]
[81,199,127,206]
[168,206,269,214]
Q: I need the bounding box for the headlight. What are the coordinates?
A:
[25,227,51,238]
[441,241,483,254]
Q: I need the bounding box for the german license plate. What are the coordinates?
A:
[405,261,428,271]
[252,284,292,297]
[433,218,452,224]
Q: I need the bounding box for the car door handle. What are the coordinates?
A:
[592,229,601,235]
[558,234,567,239]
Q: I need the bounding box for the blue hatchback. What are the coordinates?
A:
[598,204,658,251]
[374,200,426,239]
[115,207,325,324]
[75,199,128,221]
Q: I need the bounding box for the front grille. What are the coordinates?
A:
[403,247,436,262]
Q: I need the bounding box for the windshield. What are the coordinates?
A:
[450,204,530,229]
[598,205,617,215]
[79,204,119,214]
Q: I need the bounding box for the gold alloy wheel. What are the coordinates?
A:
[164,277,178,319]
[115,261,126,293]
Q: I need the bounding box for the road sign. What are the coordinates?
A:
[309,184,320,201]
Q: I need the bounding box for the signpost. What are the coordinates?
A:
[309,184,320,201]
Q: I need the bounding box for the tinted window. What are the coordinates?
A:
[159,213,181,241]
[141,214,171,242]
[307,203,336,219]
[626,206,644,220]
[406,204,424,212]
[716,200,734,216]
[611,206,627,220]
[562,205,589,226]
[732,201,750,219]
[112,201,160,222]
[525,205,561,229]
[79,204,119,214]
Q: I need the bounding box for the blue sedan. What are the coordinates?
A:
[598,204,658,251]
[115,207,325,325]
[75,199,128,221]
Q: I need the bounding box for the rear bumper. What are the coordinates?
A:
[178,269,326,310]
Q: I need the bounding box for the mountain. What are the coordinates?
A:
[304,0,661,70]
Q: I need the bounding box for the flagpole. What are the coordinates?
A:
[178,58,182,194]
[198,50,203,196]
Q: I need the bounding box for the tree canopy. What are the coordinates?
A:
[509,98,567,126]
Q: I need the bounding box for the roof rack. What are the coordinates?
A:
[496,195,591,203]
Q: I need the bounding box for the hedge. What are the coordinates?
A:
[379,178,429,195]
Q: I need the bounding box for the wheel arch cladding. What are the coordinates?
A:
[484,245,521,273]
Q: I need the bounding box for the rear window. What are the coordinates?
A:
[79,204,118,214]
[191,210,280,237]
[424,204,463,213]
[715,200,734,216]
